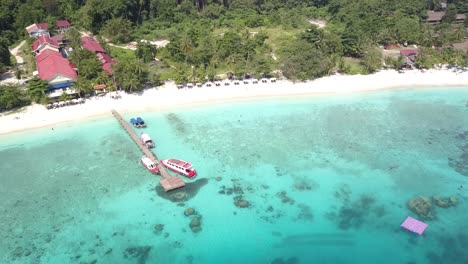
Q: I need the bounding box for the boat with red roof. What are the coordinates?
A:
[141,156,159,174]
[161,158,197,178]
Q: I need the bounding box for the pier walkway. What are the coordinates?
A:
[111,110,185,191]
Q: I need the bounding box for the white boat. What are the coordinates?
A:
[141,156,159,174]
[161,158,197,178]
[140,132,155,148]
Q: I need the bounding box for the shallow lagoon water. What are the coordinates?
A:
[1,88,468,264]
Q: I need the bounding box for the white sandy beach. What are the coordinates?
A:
[1,69,468,135]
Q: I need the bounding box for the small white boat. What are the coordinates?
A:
[140,132,155,148]
[141,156,159,174]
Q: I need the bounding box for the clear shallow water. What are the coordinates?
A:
[1,88,468,264]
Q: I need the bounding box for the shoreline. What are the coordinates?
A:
[1,69,468,135]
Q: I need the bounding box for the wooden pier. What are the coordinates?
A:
[111,110,185,191]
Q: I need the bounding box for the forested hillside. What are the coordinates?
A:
[1,0,467,100]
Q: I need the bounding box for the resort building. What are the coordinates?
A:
[32,35,59,54]
[400,49,419,69]
[426,11,466,25]
[56,20,71,33]
[81,36,115,75]
[25,23,49,38]
[35,50,77,93]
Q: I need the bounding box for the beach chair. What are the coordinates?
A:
[136,117,147,127]
[130,118,140,128]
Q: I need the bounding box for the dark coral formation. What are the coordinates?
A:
[326,189,383,230]
[407,197,434,219]
[189,216,202,233]
[448,131,468,176]
[277,191,295,205]
[155,178,208,202]
[296,204,313,222]
[153,224,164,235]
[166,113,189,134]
[234,197,250,208]
[123,246,152,264]
[218,184,244,196]
[426,232,468,264]
[293,180,319,191]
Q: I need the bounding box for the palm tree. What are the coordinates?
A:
[454,25,464,42]
[126,76,140,92]
[180,34,193,63]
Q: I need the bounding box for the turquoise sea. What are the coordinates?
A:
[1,87,468,264]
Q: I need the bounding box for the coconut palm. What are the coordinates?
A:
[180,34,194,63]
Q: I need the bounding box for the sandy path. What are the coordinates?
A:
[9,40,26,64]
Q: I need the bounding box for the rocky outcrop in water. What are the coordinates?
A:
[189,216,202,233]
[407,197,434,219]
[432,196,457,208]
[184,208,196,216]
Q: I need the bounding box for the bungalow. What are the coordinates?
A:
[36,50,77,90]
[56,20,71,33]
[25,23,49,38]
[32,35,59,54]
[400,49,419,69]
[82,36,115,74]
[426,11,467,25]
[81,36,105,53]
[96,53,115,75]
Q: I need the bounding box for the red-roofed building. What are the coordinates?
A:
[32,35,59,54]
[56,20,71,33]
[25,23,49,37]
[81,36,106,53]
[400,49,419,69]
[400,49,419,57]
[82,36,115,75]
[97,53,115,74]
[36,50,77,89]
